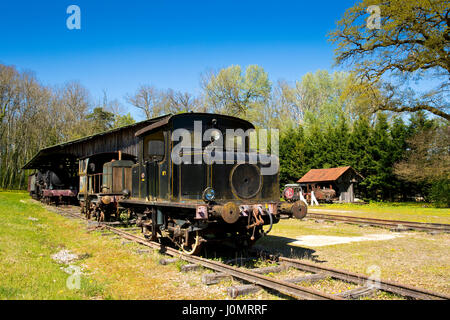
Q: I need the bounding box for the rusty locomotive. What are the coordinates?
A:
[27,113,307,254]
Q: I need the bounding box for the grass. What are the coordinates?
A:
[0,191,106,299]
[0,191,236,300]
[310,202,450,224]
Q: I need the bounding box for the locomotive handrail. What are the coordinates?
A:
[263,211,273,236]
[87,172,103,194]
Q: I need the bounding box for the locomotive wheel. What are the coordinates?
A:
[181,231,202,255]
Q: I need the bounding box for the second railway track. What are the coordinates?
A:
[306,212,450,233]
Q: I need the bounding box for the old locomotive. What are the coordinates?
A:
[26,113,307,254]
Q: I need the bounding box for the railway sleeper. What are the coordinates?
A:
[202,272,233,285]
[159,258,179,265]
[251,264,288,275]
[337,286,377,299]
[181,264,201,272]
[390,225,412,232]
[282,273,327,284]
[135,249,151,255]
[224,257,258,266]
[228,284,262,298]
[226,271,328,299]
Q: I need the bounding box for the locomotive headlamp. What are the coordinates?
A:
[202,187,216,202]
[210,129,221,142]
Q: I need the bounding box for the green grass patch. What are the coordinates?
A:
[0,192,236,300]
[0,192,107,299]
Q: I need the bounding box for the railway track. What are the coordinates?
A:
[103,225,341,300]
[49,206,338,299]
[307,212,450,233]
[277,257,449,300]
[49,205,449,300]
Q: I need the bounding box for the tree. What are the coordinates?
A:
[348,116,374,198]
[329,0,450,120]
[125,85,166,119]
[267,80,301,129]
[0,64,124,189]
[113,113,135,128]
[201,65,271,118]
[279,126,306,186]
[0,65,19,127]
[57,81,94,140]
[394,125,450,182]
[291,70,375,132]
[324,115,351,168]
[365,113,396,199]
[163,89,200,113]
[430,179,450,207]
[86,107,115,133]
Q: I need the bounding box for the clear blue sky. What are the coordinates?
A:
[0,0,356,119]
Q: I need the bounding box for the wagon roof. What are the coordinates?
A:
[297,166,363,183]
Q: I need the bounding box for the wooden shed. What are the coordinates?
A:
[297,166,364,203]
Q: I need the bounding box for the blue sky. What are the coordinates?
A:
[0,0,357,119]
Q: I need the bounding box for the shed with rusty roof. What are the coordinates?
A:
[297,166,363,203]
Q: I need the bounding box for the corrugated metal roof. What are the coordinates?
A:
[297,166,357,183]
[22,114,172,169]
[135,115,172,137]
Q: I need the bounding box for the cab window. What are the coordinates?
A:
[143,131,165,162]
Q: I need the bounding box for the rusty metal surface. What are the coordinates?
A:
[298,166,361,183]
[311,187,336,200]
[291,201,308,219]
[42,189,77,197]
[219,202,240,224]
[279,201,308,219]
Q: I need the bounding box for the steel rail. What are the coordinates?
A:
[307,212,450,232]
[278,257,450,300]
[103,226,342,300]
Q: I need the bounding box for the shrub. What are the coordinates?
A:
[430,179,450,208]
